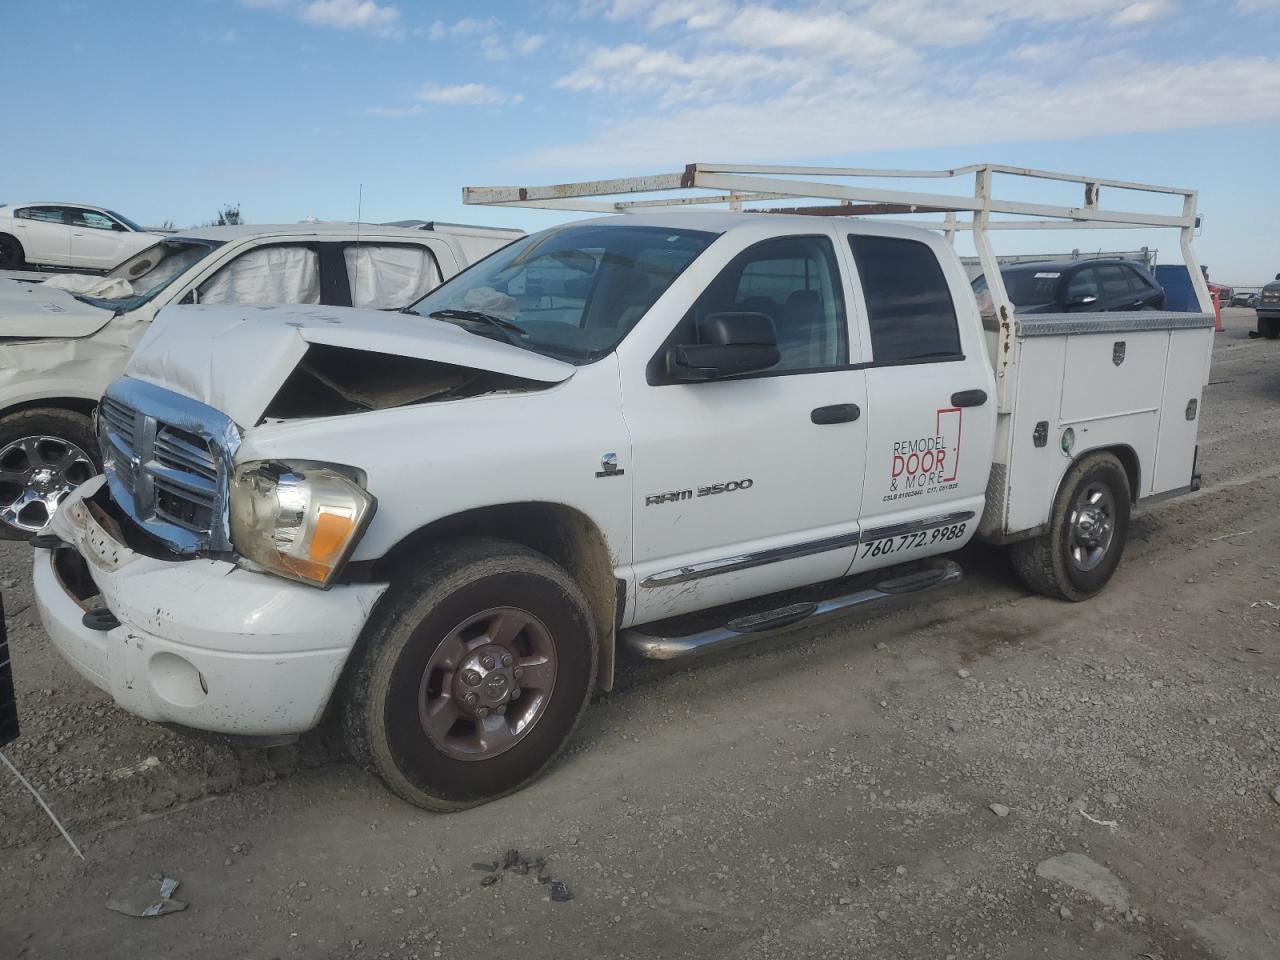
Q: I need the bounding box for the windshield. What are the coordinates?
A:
[106,209,143,232]
[76,238,222,313]
[407,224,719,363]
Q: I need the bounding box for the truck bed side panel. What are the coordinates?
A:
[994,314,1213,539]
[1153,328,1212,493]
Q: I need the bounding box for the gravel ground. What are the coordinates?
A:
[2,307,1279,959]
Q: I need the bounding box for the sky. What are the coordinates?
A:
[2,0,1279,284]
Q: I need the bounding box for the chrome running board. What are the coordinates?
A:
[622,559,962,661]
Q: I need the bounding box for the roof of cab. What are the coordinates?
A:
[168,222,441,242]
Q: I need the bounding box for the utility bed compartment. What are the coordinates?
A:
[984,311,1214,539]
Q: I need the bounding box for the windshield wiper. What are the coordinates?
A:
[427,309,527,346]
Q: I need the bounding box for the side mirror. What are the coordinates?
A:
[1069,291,1099,306]
[667,312,780,381]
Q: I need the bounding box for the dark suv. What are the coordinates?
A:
[974,258,1165,314]
[1257,273,1280,338]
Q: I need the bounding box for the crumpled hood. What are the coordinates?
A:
[126,303,576,427]
[0,282,115,339]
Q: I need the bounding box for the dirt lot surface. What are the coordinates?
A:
[3,307,1279,959]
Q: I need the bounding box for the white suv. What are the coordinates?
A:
[0,202,161,271]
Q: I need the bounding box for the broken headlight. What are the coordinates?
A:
[229,461,375,588]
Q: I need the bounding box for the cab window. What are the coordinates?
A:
[683,235,848,373]
[344,243,442,309]
[849,235,961,364]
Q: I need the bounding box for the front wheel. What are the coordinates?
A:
[1009,452,1131,602]
[342,538,598,811]
[0,408,99,540]
[1259,316,1280,339]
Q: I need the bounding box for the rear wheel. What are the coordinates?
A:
[0,234,24,270]
[0,409,99,540]
[1009,452,1131,601]
[342,538,597,811]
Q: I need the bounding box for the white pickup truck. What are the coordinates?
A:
[32,164,1215,811]
[0,220,520,539]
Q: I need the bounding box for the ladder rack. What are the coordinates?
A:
[463,162,1213,409]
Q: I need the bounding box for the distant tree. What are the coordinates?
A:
[159,219,175,231]
[205,204,242,226]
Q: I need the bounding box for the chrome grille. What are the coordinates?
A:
[98,377,240,554]
[154,426,218,481]
[98,396,137,449]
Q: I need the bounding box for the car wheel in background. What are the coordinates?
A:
[342,537,598,811]
[1009,451,1131,602]
[0,234,25,270]
[0,408,99,540]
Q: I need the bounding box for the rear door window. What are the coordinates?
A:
[198,244,321,305]
[848,235,961,364]
[20,206,68,225]
[344,243,442,309]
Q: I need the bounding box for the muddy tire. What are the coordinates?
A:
[342,537,597,811]
[0,234,24,270]
[1009,452,1131,602]
[0,408,99,540]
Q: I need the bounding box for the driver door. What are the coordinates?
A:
[620,232,869,625]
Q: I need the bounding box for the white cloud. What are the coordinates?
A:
[414,82,521,106]
[299,0,401,35]
[447,16,501,35]
[243,0,403,37]
[366,103,424,117]
[480,31,547,60]
[535,55,1280,167]
[1111,0,1175,24]
[718,5,915,66]
[557,43,817,105]
[605,0,733,29]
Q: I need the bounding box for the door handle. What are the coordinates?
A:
[811,403,860,425]
[950,389,987,408]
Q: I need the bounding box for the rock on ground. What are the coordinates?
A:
[1035,853,1130,912]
